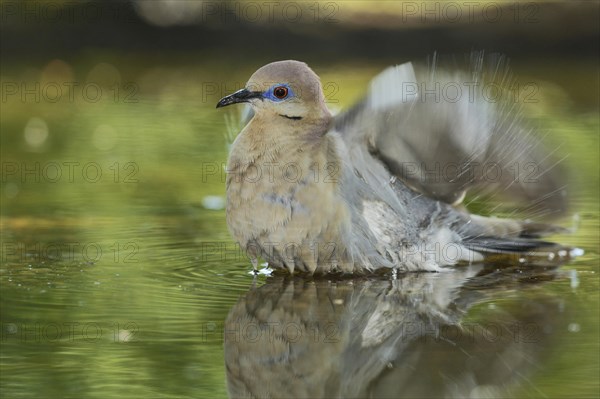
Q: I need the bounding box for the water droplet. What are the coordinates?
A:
[570,248,584,257]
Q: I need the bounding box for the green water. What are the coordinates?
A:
[1,56,598,398]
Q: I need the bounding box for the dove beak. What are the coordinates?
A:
[216,88,262,108]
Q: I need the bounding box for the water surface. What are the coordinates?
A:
[1,57,598,398]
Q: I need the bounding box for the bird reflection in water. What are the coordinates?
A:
[224,265,568,398]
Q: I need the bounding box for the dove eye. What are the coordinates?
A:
[273,86,288,99]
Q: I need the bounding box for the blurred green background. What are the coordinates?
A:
[1,1,598,398]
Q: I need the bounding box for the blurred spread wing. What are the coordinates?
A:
[335,53,568,218]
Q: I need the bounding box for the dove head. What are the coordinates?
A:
[216,60,330,121]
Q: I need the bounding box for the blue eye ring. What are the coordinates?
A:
[263,84,294,102]
[273,86,288,99]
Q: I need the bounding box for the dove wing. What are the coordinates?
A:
[334,53,567,218]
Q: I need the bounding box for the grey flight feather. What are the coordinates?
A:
[336,52,567,214]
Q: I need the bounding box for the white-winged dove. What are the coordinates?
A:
[217,57,576,274]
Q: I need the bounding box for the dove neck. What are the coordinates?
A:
[227,114,332,171]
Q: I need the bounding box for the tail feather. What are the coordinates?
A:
[519,220,571,238]
[466,214,570,239]
[464,236,557,253]
[463,236,582,265]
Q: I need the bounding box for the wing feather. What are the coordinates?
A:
[334,52,568,217]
